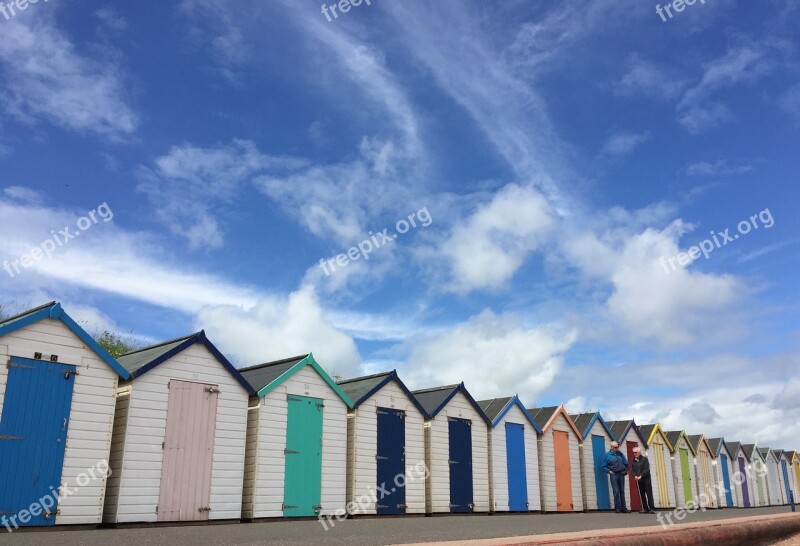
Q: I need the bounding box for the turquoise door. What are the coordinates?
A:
[0,357,76,527]
[720,454,733,507]
[283,395,323,517]
[592,435,611,510]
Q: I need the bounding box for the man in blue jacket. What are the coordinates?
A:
[601,441,629,513]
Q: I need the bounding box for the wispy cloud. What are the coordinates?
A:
[614,56,687,101]
[601,130,650,157]
[686,159,753,176]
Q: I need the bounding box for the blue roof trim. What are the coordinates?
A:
[351,370,428,416]
[491,395,542,433]
[129,331,255,395]
[428,383,491,425]
[0,302,130,380]
[579,412,615,440]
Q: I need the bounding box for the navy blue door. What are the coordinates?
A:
[781,459,792,503]
[376,408,405,514]
[448,418,473,512]
[720,454,734,507]
[0,357,76,527]
[592,435,611,510]
[505,423,528,511]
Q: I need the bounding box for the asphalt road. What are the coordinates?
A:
[0,506,792,545]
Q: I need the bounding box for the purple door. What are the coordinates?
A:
[738,456,750,507]
[157,380,219,521]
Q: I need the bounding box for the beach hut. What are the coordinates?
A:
[412,383,490,514]
[239,354,353,519]
[687,435,718,508]
[477,396,541,513]
[569,412,615,511]
[607,419,648,513]
[783,450,799,504]
[0,302,129,528]
[727,441,754,508]
[638,424,677,509]
[706,438,738,508]
[774,450,792,505]
[528,405,584,512]
[760,448,786,506]
[102,331,253,523]
[336,371,427,515]
[665,431,697,509]
[743,444,768,507]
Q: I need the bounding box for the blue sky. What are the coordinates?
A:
[1,0,799,445]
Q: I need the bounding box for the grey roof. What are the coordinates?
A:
[665,430,684,448]
[607,420,632,441]
[638,424,658,446]
[238,354,308,392]
[786,450,797,460]
[477,397,513,421]
[758,447,770,459]
[0,301,55,327]
[569,412,596,435]
[338,372,393,404]
[774,449,785,459]
[687,434,703,451]
[742,444,757,460]
[707,437,723,455]
[727,441,742,457]
[527,406,559,431]
[412,385,459,416]
[117,334,195,374]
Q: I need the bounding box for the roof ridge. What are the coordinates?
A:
[119,332,199,357]
[337,371,393,384]
[0,300,56,325]
[412,384,459,394]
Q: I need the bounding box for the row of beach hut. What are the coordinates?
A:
[0,302,797,528]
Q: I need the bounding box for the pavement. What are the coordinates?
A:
[0,506,796,546]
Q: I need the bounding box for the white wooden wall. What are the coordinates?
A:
[106,344,249,523]
[538,414,583,512]
[241,403,260,519]
[618,431,641,511]
[579,423,613,511]
[347,381,426,515]
[102,388,130,522]
[693,443,717,508]
[0,318,119,525]
[247,365,348,518]
[425,392,489,513]
[488,405,540,512]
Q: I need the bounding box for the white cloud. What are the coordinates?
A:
[0,12,137,138]
[601,130,650,156]
[95,7,128,32]
[779,82,800,126]
[3,185,45,205]
[686,159,753,176]
[614,57,687,100]
[196,286,361,375]
[403,309,577,403]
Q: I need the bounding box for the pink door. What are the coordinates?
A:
[157,380,219,521]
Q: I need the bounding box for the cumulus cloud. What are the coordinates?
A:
[196,287,361,374]
[402,309,577,402]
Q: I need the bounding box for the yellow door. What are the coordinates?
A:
[652,437,669,507]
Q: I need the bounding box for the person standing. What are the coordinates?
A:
[601,441,629,513]
[631,446,656,514]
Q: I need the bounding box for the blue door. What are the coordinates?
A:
[781,459,792,504]
[448,418,473,512]
[720,454,733,507]
[505,423,528,511]
[0,357,76,527]
[591,435,611,510]
[376,408,405,514]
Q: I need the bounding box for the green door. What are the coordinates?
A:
[680,448,693,503]
[283,394,323,517]
[756,469,766,506]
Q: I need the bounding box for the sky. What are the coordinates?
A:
[1,0,799,446]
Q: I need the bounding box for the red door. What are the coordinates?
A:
[627,442,642,511]
[157,380,219,521]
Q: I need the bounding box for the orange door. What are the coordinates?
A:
[553,430,573,512]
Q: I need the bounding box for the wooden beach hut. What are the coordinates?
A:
[569,412,615,511]
[0,302,130,528]
[706,438,738,508]
[783,450,799,504]
[687,435,719,508]
[337,371,427,515]
[239,354,353,519]
[743,444,768,507]
[477,396,541,513]
[759,447,785,506]
[665,430,696,509]
[412,383,491,514]
[776,450,796,505]
[102,331,253,523]
[528,405,584,512]
[727,441,754,508]
[638,424,677,509]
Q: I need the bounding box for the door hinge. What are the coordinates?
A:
[205,386,219,393]
[0,435,24,441]
[282,504,297,510]
[448,460,459,464]
[64,370,79,379]
[316,403,325,408]
[376,455,388,460]
[7,360,35,369]
[198,506,212,512]
[162,441,165,450]
[313,505,322,512]
[397,503,407,509]
[284,449,300,455]
[376,504,389,509]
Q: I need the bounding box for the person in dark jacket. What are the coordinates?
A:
[601,441,629,513]
[631,446,656,514]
